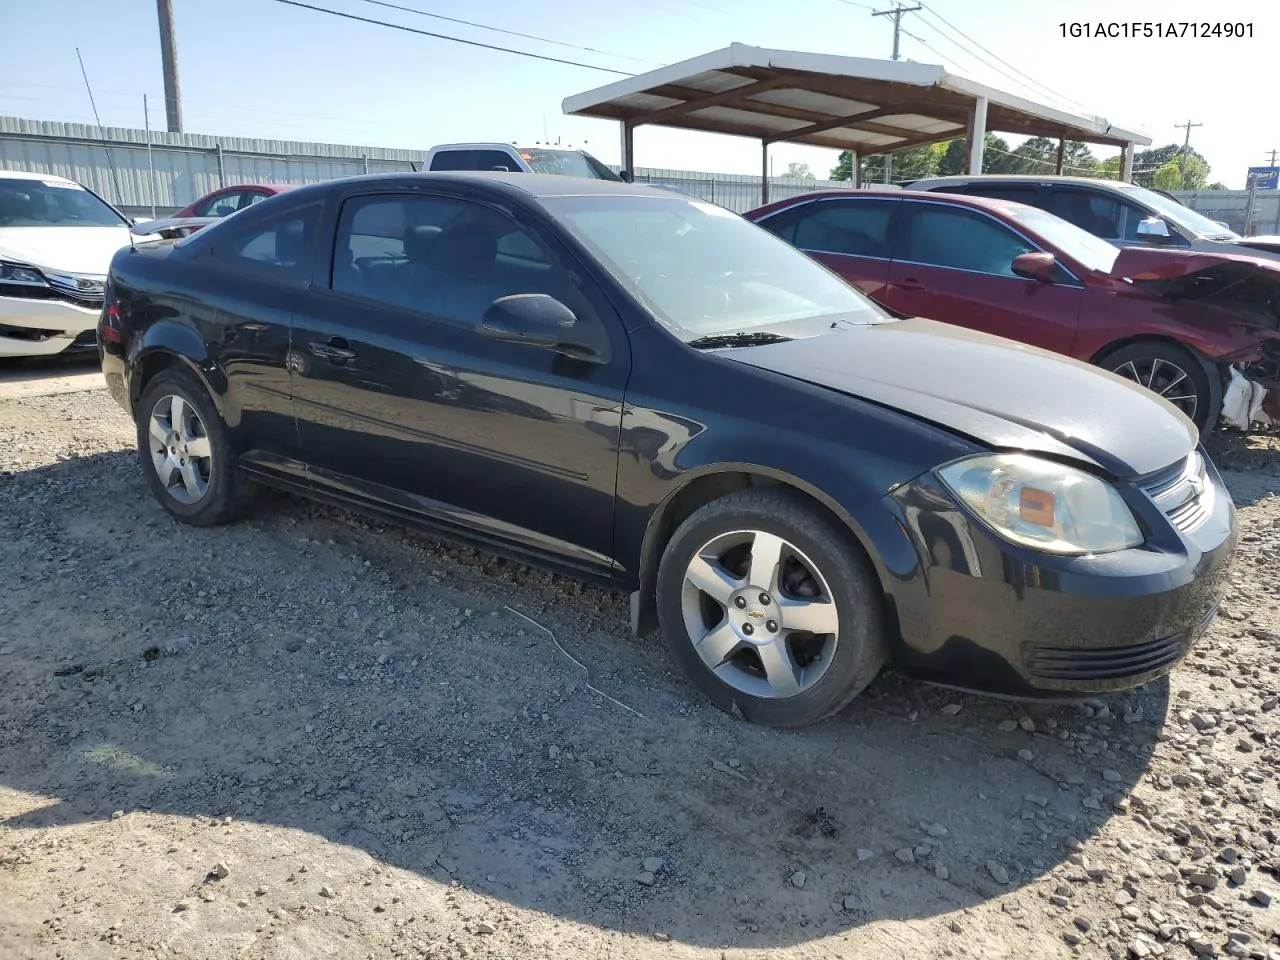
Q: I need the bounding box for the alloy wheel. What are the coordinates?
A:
[148,394,213,504]
[1111,357,1199,419]
[680,529,839,700]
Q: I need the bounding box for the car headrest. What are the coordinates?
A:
[276,218,306,264]
[403,224,443,263]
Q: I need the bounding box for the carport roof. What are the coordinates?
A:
[562,44,1151,154]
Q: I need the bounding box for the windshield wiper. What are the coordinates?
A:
[686,331,793,350]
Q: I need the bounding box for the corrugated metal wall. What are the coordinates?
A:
[3,116,1278,227]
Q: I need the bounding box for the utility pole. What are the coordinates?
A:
[155,0,183,132]
[872,2,923,61]
[1267,148,1279,167]
[1173,119,1202,190]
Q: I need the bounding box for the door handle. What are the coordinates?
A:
[307,337,357,362]
[898,277,924,290]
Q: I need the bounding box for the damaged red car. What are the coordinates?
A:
[746,190,1280,433]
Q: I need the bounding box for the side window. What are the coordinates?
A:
[197,191,244,218]
[210,204,321,282]
[962,185,1042,206]
[1047,188,1124,240]
[791,202,895,258]
[331,193,576,325]
[242,191,271,209]
[755,208,800,243]
[427,150,474,172]
[474,149,519,172]
[901,205,1034,277]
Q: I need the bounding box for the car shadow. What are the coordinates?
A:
[1206,430,1280,505]
[0,449,1175,949]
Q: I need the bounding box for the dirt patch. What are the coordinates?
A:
[2,389,1279,959]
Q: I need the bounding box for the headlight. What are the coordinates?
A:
[0,260,48,287]
[936,453,1143,555]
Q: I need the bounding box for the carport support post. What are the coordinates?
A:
[967,96,988,174]
[761,140,770,205]
[1055,137,1065,175]
[1122,144,1135,183]
[215,143,225,188]
[852,150,861,188]
[620,121,635,182]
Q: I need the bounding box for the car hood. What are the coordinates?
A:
[1111,245,1280,280]
[0,225,134,275]
[725,317,1196,478]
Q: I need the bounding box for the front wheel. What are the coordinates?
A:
[1099,341,1217,436]
[655,489,886,728]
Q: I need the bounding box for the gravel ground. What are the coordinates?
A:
[1,387,1279,960]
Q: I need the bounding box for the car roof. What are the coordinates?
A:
[0,170,78,184]
[912,174,1139,190]
[764,188,1034,215]
[288,170,680,202]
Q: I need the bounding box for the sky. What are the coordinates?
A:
[1,0,1276,187]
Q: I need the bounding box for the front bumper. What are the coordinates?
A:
[884,452,1235,698]
[0,296,101,358]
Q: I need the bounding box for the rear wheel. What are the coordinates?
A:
[1099,341,1217,435]
[136,368,254,526]
[655,489,886,728]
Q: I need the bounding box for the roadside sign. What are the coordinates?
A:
[1247,166,1279,189]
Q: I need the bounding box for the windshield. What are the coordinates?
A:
[0,178,126,227]
[544,194,890,338]
[1002,204,1121,274]
[522,148,622,182]
[1118,183,1240,240]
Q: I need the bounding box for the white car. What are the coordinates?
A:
[0,171,145,358]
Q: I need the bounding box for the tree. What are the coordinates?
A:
[1096,156,1123,181]
[1134,144,1208,188]
[933,134,1024,175]
[1206,182,1227,191]
[1153,155,1209,190]
[782,161,814,180]
[830,144,940,183]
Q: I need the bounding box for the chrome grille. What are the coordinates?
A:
[1140,452,1211,534]
[44,273,106,307]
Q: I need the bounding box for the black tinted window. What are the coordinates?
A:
[212,204,320,281]
[428,150,474,172]
[331,193,572,323]
[961,184,1041,205]
[1047,188,1126,240]
[901,205,1033,277]
[475,150,518,171]
[790,201,894,258]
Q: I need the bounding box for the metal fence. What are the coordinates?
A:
[2,115,1279,227]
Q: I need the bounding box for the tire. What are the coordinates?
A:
[135,368,254,526]
[655,488,886,728]
[1098,340,1218,437]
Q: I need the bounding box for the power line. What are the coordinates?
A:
[267,0,636,76]
[916,3,1087,110]
[351,0,655,64]
[871,2,923,61]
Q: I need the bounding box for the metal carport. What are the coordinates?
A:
[563,43,1151,203]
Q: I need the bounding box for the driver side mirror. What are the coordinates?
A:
[478,294,603,360]
[1135,216,1172,242]
[1011,251,1058,282]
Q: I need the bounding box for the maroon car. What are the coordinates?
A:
[173,184,292,224]
[746,190,1280,432]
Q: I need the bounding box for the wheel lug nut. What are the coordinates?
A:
[742,623,754,636]
[766,620,778,633]
[759,593,771,605]
[734,597,747,609]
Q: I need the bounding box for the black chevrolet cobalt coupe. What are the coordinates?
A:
[99,173,1234,727]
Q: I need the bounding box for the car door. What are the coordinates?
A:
[885,200,1083,356]
[757,198,897,301]
[288,186,630,576]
